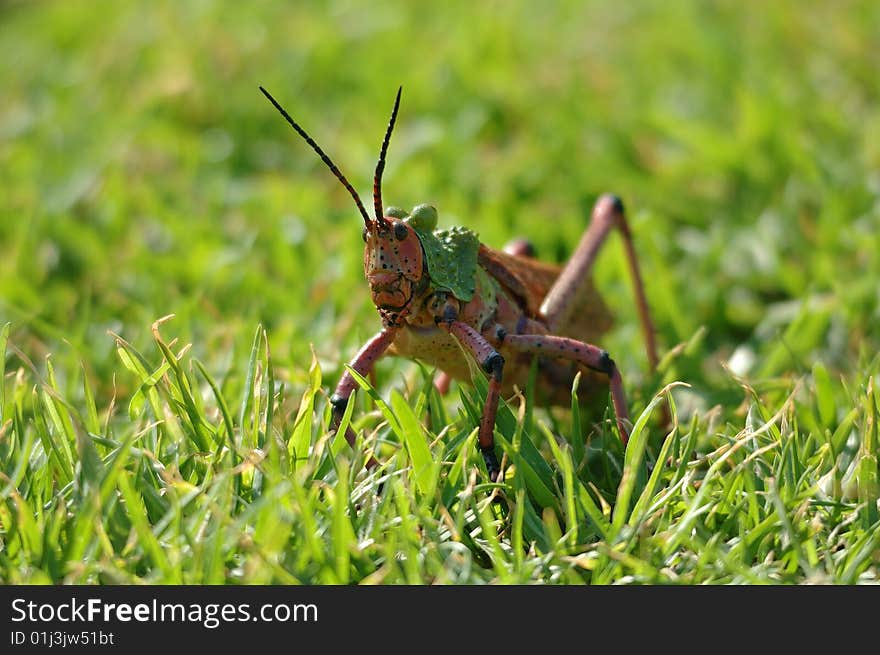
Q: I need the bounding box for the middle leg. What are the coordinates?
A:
[502,333,630,443]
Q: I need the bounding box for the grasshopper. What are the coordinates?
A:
[260,86,659,480]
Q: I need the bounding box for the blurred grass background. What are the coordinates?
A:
[1,0,879,583]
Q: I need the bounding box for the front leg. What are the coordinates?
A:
[329,327,398,468]
[440,320,504,481]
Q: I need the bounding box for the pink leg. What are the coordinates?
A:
[434,371,452,395]
[539,194,658,371]
[442,321,504,480]
[503,333,630,443]
[329,327,398,469]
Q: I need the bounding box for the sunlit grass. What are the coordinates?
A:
[2,317,878,583]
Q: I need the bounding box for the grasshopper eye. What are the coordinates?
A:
[362,227,368,242]
[394,223,408,241]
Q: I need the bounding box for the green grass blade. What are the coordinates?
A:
[611,388,669,535]
[390,389,436,497]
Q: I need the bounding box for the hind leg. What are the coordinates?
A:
[539,194,658,372]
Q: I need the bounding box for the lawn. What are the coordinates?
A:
[1,0,878,584]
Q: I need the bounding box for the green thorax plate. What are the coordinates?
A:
[414,225,479,301]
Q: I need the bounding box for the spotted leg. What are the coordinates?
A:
[439,320,504,480]
[540,193,658,372]
[503,333,630,443]
[329,327,398,469]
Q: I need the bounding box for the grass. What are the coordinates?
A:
[1,0,879,584]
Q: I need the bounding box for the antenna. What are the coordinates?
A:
[259,86,373,228]
[373,86,403,229]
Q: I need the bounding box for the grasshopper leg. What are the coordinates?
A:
[503,333,631,443]
[503,238,537,258]
[434,371,453,395]
[539,193,658,372]
[441,320,504,480]
[329,327,399,470]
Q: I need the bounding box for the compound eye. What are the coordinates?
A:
[394,222,408,241]
[362,226,368,242]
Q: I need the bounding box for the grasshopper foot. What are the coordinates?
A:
[481,446,501,481]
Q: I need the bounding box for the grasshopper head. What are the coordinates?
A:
[362,203,437,318]
[363,211,425,316]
